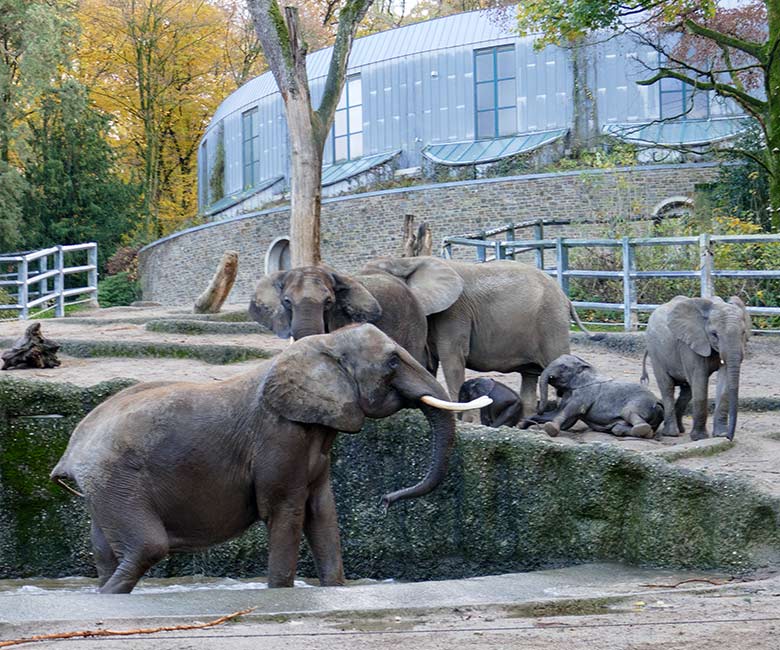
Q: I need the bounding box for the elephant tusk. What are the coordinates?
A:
[420,394,493,412]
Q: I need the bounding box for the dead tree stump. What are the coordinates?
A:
[2,323,61,370]
[194,251,239,314]
[402,214,433,257]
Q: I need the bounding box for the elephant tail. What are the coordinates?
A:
[640,350,650,386]
[569,302,604,341]
[50,463,84,498]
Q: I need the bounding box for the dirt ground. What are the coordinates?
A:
[2,305,780,497]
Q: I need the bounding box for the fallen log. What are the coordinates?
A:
[193,251,239,314]
[1,323,60,370]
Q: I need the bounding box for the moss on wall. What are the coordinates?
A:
[1,383,778,581]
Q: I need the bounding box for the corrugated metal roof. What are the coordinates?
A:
[204,175,285,216]
[211,10,519,124]
[603,117,752,146]
[321,150,400,186]
[422,130,568,165]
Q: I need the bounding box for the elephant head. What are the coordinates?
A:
[668,295,751,440]
[538,354,595,414]
[361,256,464,316]
[250,266,382,340]
[261,324,490,508]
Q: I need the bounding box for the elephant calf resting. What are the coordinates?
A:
[519,354,664,438]
[50,325,489,594]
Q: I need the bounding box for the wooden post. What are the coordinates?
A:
[194,251,239,314]
[699,233,714,299]
[402,215,433,257]
[622,237,637,331]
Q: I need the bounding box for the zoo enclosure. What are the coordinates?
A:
[441,220,780,331]
[0,244,98,320]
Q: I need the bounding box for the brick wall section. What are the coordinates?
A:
[139,163,720,305]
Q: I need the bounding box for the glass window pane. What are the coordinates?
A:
[252,138,260,164]
[337,86,348,110]
[334,109,348,136]
[349,133,363,159]
[348,105,362,134]
[254,163,262,187]
[475,51,494,82]
[243,140,251,164]
[252,110,260,136]
[348,77,362,105]
[688,88,709,119]
[496,47,515,79]
[498,107,516,136]
[334,136,348,161]
[660,92,683,119]
[660,77,681,93]
[477,111,495,138]
[498,78,516,108]
[476,83,494,110]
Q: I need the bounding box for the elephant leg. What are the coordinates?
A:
[519,371,540,419]
[542,402,582,437]
[90,521,118,588]
[98,516,169,594]
[712,366,729,437]
[674,384,691,434]
[688,368,711,441]
[621,408,656,439]
[304,477,345,587]
[266,501,306,588]
[653,368,680,436]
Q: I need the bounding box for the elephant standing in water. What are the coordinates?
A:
[365,257,596,417]
[51,325,487,594]
[249,260,463,365]
[642,295,751,441]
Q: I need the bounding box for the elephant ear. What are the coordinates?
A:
[728,295,753,343]
[261,340,365,432]
[249,272,291,338]
[331,272,382,323]
[668,298,713,357]
[363,256,463,315]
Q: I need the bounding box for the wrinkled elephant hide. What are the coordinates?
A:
[2,322,61,370]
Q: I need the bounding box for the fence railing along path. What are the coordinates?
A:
[0,243,98,319]
[441,221,780,331]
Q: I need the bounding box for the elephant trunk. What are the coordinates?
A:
[725,355,742,441]
[290,303,326,340]
[538,365,553,414]
[380,403,455,510]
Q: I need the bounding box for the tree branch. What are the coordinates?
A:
[683,18,766,64]
[246,0,295,100]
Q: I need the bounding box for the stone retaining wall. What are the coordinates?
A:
[139,163,720,305]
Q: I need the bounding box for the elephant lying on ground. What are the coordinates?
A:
[249,259,463,364]
[517,354,664,438]
[458,377,524,428]
[51,325,489,594]
[365,257,598,417]
[643,295,751,441]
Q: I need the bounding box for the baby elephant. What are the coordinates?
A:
[521,354,664,438]
[458,377,525,427]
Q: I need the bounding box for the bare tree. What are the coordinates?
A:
[246,0,374,266]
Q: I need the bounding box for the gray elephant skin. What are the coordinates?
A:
[365,257,596,416]
[458,377,525,428]
[249,261,460,364]
[50,325,463,594]
[518,354,664,438]
[642,295,751,441]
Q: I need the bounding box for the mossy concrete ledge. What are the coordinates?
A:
[1,386,779,581]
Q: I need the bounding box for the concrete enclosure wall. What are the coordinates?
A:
[139,163,720,306]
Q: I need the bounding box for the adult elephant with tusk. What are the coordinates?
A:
[642,295,751,441]
[50,325,488,594]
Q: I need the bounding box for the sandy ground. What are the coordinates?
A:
[2,306,780,497]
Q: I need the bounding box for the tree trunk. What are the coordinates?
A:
[193,251,239,314]
[2,323,60,370]
[767,0,780,229]
[402,214,433,257]
[570,36,597,156]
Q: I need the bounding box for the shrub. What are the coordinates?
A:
[98,272,139,308]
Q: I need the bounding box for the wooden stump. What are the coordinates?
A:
[1,323,61,370]
[402,214,433,257]
[193,251,239,314]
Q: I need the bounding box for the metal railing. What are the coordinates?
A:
[0,243,98,319]
[441,229,780,331]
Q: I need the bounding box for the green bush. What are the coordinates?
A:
[98,272,139,308]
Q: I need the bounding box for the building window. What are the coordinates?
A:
[474,45,517,139]
[242,107,260,189]
[658,55,709,120]
[332,75,363,162]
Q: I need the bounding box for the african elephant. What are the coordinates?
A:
[364,257,596,417]
[50,325,488,594]
[458,377,524,428]
[248,261,462,365]
[518,354,664,438]
[642,295,751,441]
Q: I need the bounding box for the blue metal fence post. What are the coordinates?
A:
[622,237,637,331]
[534,220,544,270]
[55,246,65,318]
[476,231,487,262]
[38,255,48,302]
[18,259,28,319]
[506,222,515,260]
[555,237,569,295]
[88,243,99,307]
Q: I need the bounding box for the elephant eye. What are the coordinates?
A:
[387,353,400,370]
[324,295,334,309]
[282,296,292,308]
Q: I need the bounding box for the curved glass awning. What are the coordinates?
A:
[205,175,285,216]
[603,116,753,147]
[422,129,568,166]
[322,150,401,187]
